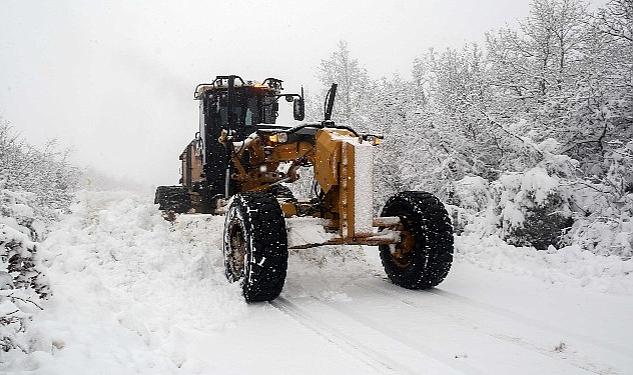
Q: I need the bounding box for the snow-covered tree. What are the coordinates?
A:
[0,120,79,222]
[310,0,631,253]
[317,41,371,129]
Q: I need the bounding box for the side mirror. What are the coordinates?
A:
[293,98,305,121]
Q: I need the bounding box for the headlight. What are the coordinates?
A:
[269,132,288,143]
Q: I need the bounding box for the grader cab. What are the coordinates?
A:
[155,75,454,302]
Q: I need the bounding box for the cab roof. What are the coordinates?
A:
[194,76,283,100]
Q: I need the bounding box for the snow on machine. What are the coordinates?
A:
[155,75,454,301]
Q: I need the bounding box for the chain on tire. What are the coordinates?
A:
[222,192,289,302]
[379,191,454,289]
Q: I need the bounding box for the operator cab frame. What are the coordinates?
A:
[192,75,305,202]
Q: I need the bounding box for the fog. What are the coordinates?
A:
[1,0,572,187]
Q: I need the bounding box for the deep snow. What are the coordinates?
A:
[2,190,632,374]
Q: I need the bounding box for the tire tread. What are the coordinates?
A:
[224,192,288,302]
[379,191,454,289]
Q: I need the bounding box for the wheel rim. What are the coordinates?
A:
[228,219,246,278]
[391,227,415,268]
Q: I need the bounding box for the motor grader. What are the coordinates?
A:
[155,75,454,302]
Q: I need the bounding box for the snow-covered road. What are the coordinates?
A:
[10,191,633,374]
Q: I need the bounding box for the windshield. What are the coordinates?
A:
[211,89,276,127]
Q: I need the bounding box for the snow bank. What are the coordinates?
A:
[3,191,247,373]
[456,233,633,294]
[1,190,382,373]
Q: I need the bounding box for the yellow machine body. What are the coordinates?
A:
[180,125,397,246]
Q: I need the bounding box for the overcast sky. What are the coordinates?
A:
[0,0,605,188]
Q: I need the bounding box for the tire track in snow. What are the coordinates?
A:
[369,278,628,357]
[422,286,629,357]
[361,281,617,375]
[303,295,486,375]
[270,297,448,375]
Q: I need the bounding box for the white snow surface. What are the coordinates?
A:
[3,190,633,374]
[352,140,374,236]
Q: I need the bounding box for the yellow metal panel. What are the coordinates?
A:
[339,141,354,238]
[314,130,341,194]
[330,132,374,238]
[270,142,313,162]
[280,202,297,217]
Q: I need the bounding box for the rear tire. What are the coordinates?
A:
[154,186,191,213]
[379,191,454,289]
[223,192,288,302]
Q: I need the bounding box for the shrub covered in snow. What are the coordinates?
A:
[1,120,78,353]
[443,138,631,254]
[566,141,633,257]
[492,166,573,250]
[0,120,79,224]
[445,176,492,235]
[1,189,48,352]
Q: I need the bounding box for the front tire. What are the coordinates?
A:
[223,192,288,302]
[379,191,454,289]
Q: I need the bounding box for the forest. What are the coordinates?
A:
[311,0,632,256]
